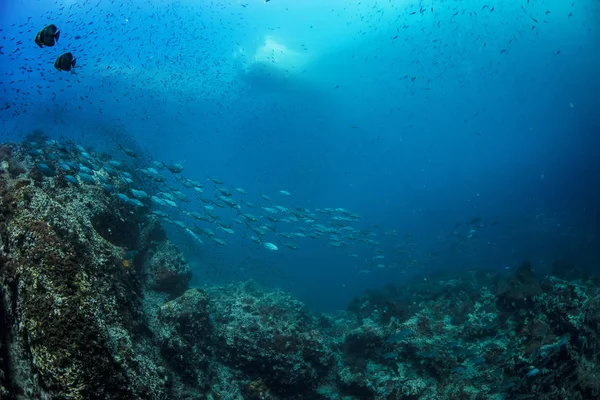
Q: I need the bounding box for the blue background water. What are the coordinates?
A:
[1,0,599,311]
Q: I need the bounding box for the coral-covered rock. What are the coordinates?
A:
[144,241,191,296]
[207,281,334,398]
[0,146,186,399]
[157,288,212,387]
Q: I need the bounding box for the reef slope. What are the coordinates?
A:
[0,142,599,400]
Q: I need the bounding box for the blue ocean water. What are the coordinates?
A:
[1,0,598,312]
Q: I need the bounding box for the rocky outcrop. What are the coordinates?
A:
[0,146,182,399]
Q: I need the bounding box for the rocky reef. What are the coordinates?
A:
[0,141,599,400]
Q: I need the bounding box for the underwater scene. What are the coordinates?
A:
[0,0,599,399]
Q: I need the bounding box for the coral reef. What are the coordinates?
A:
[0,141,598,400]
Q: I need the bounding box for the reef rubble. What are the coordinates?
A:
[0,141,599,400]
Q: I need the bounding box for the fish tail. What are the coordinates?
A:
[55,30,60,41]
[71,58,76,68]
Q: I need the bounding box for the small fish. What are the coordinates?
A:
[172,220,187,229]
[263,242,278,251]
[116,193,130,203]
[216,187,232,197]
[131,189,148,199]
[27,149,44,156]
[152,210,168,218]
[36,163,52,173]
[58,161,72,171]
[127,198,144,207]
[79,165,93,175]
[78,173,95,184]
[54,52,76,72]
[142,169,164,182]
[219,196,238,208]
[107,160,122,168]
[117,144,137,158]
[207,176,224,185]
[163,162,184,174]
[203,228,216,237]
[219,226,235,235]
[150,160,164,169]
[163,199,178,208]
[103,166,118,176]
[239,213,258,222]
[64,175,78,185]
[212,238,227,246]
[35,24,60,48]
[172,190,190,202]
[151,196,165,206]
[185,228,204,244]
[382,351,399,360]
[103,184,115,193]
[248,235,261,243]
[279,190,291,196]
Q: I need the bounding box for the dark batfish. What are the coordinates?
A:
[54,52,76,71]
[35,24,60,48]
